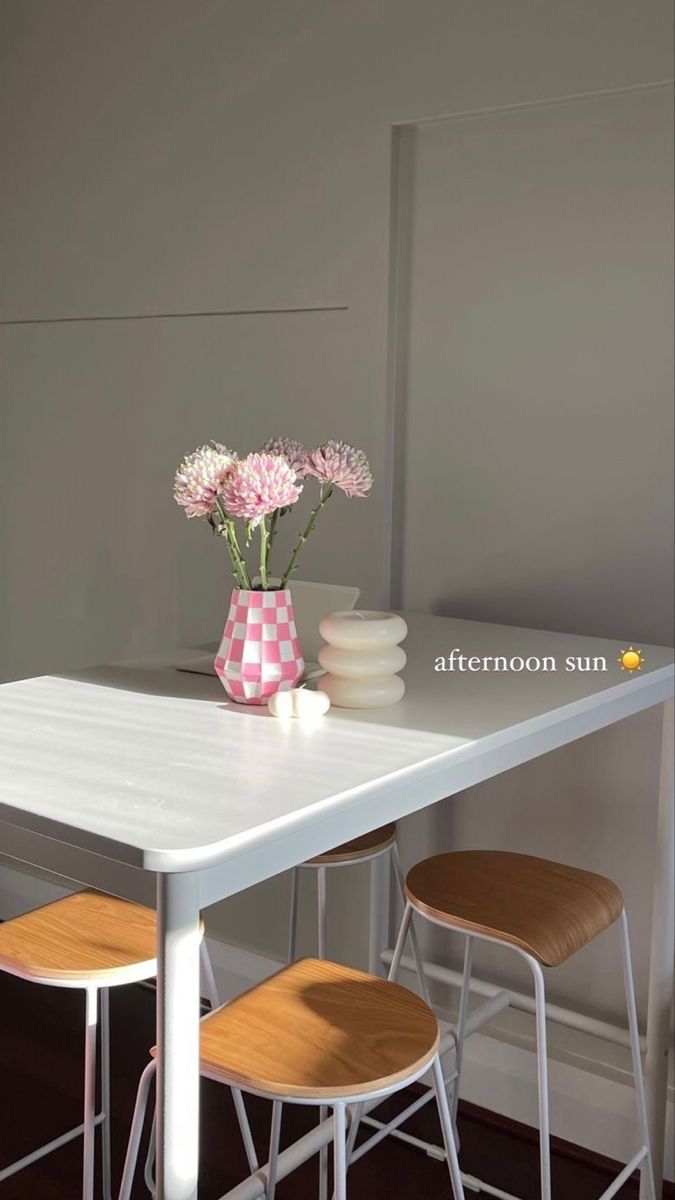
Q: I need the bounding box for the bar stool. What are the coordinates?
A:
[0,890,237,1200]
[0,890,158,1200]
[288,823,404,970]
[389,850,656,1200]
[287,825,421,1200]
[119,957,466,1200]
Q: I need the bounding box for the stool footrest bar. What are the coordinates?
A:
[435,990,510,1062]
[596,1148,648,1200]
[381,949,645,1052]
[217,1076,444,1200]
[459,1174,523,1200]
[0,1112,106,1181]
[359,1065,459,1164]
[456,1152,649,1200]
[360,1109,446,1162]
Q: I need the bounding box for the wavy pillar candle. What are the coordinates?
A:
[317,611,407,708]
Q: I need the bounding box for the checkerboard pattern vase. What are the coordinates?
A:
[214,588,305,704]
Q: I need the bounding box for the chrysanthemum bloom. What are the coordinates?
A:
[174,442,238,518]
[305,440,373,498]
[221,453,301,526]
[260,437,310,478]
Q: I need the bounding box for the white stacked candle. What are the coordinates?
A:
[317,611,407,708]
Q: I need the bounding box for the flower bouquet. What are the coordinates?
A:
[174,437,372,704]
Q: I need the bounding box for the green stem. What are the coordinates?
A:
[214,500,251,589]
[228,521,252,589]
[259,516,270,590]
[268,508,280,551]
[280,485,333,588]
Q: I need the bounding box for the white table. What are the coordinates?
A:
[0,614,672,1200]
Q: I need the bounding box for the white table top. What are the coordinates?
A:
[0,615,672,874]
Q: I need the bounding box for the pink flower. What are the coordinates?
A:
[260,437,310,478]
[221,452,301,526]
[174,442,237,518]
[305,440,373,498]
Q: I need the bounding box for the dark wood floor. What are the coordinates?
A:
[0,972,665,1198]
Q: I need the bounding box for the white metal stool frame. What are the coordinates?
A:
[285,835,449,1190]
[147,839,436,1200]
[289,832,429,1197]
[0,925,253,1200]
[119,1033,466,1200]
[389,899,657,1200]
[0,946,157,1200]
[134,1016,501,1200]
[288,833,407,973]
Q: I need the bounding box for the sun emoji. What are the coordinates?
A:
[618,646,645,673]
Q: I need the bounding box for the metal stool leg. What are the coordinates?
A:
[407,911,432,1006]
[388,902,412,982]
[233,1089,260,1176]
[388,901,432,1007]
[145,1081,262,1198]
[391,845,432,1003]
[319,1104,329,1200]
[0,987,107,1190]
[345,1101,363,1163]
[328,1101,364,1200]
[620,910,657,1200]
[391,840,405,895]
[333,1103,347,1200]
[529,956,552,1200]
[119,1061,157,1200]
[288,868,299,963]
[431,1054,466,1199]
[200,936,221,1010]
[82,987,98,1200]
[451,936,473,1140]
[317,866,327,960]
[267,1100,283,1200]
[326,1101,364,1200]
[100,987,112,1200]
[368,854,382,976]
[143,1112,157,1196]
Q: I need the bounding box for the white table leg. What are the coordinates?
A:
[642,698,674,1200]
[156,872,202,1200]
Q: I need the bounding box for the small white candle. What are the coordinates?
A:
[268,688,331,720]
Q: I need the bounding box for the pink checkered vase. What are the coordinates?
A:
[214,588,304,705]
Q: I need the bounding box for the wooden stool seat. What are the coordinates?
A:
[154,957,438,1100]
[405,851,624,967]
[0,890,158,985]
[125,956,465,1199]
[308,823,397,865]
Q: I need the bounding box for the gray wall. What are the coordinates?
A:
[399,88,673,644]
[1,2,672,1015]
[393,85,673,1023]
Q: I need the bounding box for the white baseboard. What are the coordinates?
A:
[2,866,672,1181]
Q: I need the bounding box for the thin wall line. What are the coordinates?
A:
[0,304,348,328]
[393,78,674,130]
[382,124,416,610]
